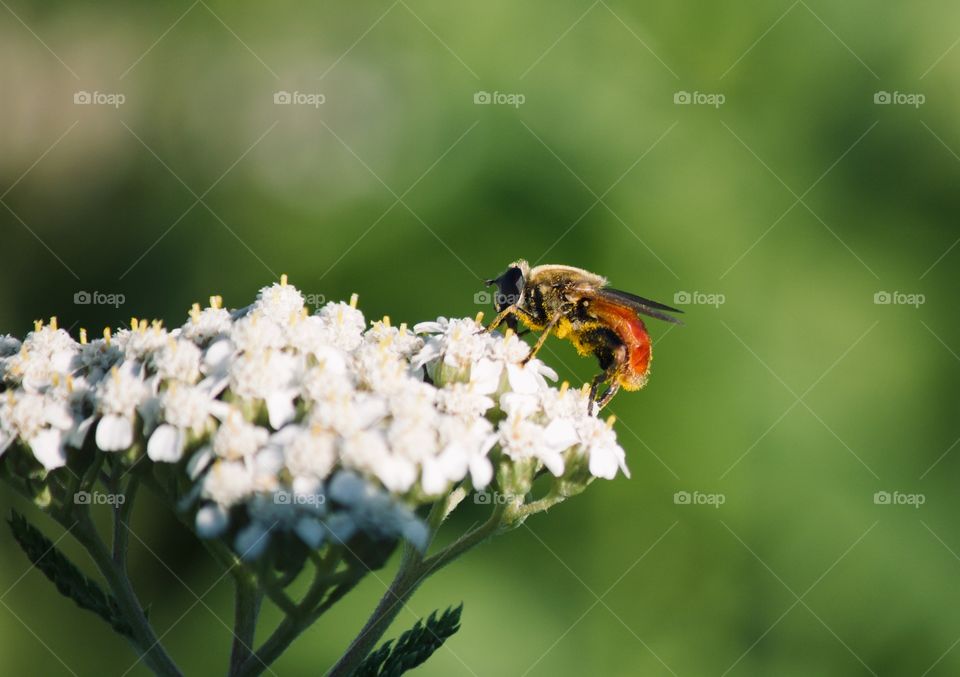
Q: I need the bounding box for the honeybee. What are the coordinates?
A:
[484,260,682,411]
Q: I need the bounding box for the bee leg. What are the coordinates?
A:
[588,372,607,414]
[485,305,517,332]
[595,379,621,411]
[588,364,621,414]
[522,315,560,364]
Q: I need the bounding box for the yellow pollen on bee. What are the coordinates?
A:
[606,415,617,429]
[280,274,288,287]
[79,328,88,344]
[474,311,485,324]
[103,327,112,345]
[349,293,359,309]
[49,317,58,331]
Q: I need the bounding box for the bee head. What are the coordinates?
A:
[485,259,529,312]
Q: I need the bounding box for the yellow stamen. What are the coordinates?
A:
[209,295,221,309]
[399,322,408,335]
[349,293,359,309]
[130,317,138,331]
[280,273,288,287]
[300,307,309,318]
[103,327,112,345]
[49,316,58,331]
[474,311,485,324]
[559,381,569,394]
[503,327,514,340]
[33,320,42,332]
[139,319,148,332]
[606,415,617,429]
[191,303,201,323]
[382,315,391,327]
[79,328,88,344]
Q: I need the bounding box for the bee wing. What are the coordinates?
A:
[599,288,685,325]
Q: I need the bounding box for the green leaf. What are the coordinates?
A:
[354,603,463,677]
[7,510,134,638]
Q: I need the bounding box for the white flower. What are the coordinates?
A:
[153,338,202,383]
[0,391,75,469]
[577,417,630,480]
[254,280,305,324]
[0,283,636,561]
[229,351,301,429]
[95,363,150,452]
[211,413,269,461]
[4,323,77,392]
[180,305,232,344]
[316,300,366,352]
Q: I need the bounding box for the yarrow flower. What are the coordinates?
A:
[0,276,629,560]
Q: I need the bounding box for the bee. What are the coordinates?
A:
[484,260,682,411]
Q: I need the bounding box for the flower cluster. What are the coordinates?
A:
[0,279,628,559]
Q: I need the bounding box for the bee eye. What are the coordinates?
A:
[493,267,525,311]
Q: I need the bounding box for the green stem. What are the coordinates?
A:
[229,576,263,677]
[326,503,506,677]
[74,511,182,676]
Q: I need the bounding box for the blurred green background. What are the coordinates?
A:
[2,1,959,674]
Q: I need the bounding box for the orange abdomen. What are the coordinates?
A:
[590,298,652,390]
